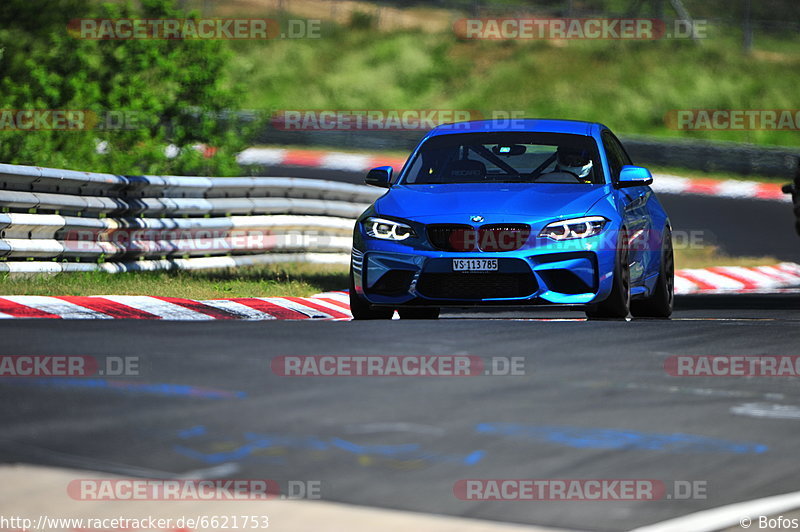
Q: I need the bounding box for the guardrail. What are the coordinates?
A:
[0,163,382,274]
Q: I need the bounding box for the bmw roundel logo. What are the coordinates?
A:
[471,215,484,223]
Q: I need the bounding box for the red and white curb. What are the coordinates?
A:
[652,174,788,201]
[0,291,352,321]
[237,147,407,174]
[237,147,789,202]
[0,264,798,320]
[674,262,800,295]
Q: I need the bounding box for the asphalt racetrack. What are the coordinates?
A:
[1,169,799,531]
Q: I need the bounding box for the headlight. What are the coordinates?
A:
[364,217,416,241]
[539,216,608,241]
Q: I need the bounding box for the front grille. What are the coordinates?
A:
[417,273,537,300]
[427,224,475,252]
[478,224,531,252]
[426,224,531,252]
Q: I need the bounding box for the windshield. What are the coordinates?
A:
[401,132,604,185]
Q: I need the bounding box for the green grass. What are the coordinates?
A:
[0,263,349,298]
[227,20,800,148]
[0,247,781,298]
[675,246,779,269]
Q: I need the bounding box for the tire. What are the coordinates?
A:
[585,231,631,320]
[398,307,440,319]
[349,272,393,320]
[631,228,674,319]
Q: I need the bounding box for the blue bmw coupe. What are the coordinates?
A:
[350,119,673,320]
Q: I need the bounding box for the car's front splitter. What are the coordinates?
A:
[352,241,618,307]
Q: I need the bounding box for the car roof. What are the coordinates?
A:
[426,119,606,137]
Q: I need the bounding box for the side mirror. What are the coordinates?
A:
[365,166,393,188]
[617,165,653,188]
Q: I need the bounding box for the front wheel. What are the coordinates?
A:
[631,228,674,319]
[349,272,393,320]
[585,232,630,320]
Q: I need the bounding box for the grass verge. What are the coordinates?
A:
[674,245,779,269]
[0,247,783,298]
[0,263,349,299]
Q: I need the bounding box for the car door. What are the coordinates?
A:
[602,130,651,285]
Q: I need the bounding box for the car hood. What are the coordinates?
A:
[375,183,612,220]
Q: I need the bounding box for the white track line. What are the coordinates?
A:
[631,490,800,532]
[0,464,564,532]
[730,403,800,420]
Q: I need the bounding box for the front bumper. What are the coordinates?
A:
[352,234,618,307]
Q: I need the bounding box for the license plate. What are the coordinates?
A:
[452,259,498,272]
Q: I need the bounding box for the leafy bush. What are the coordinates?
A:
[0,0,253,176]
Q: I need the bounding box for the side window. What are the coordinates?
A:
[608,132,632,166]
[602,131,633,181]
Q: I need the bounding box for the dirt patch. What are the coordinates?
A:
[207,0,457,33]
